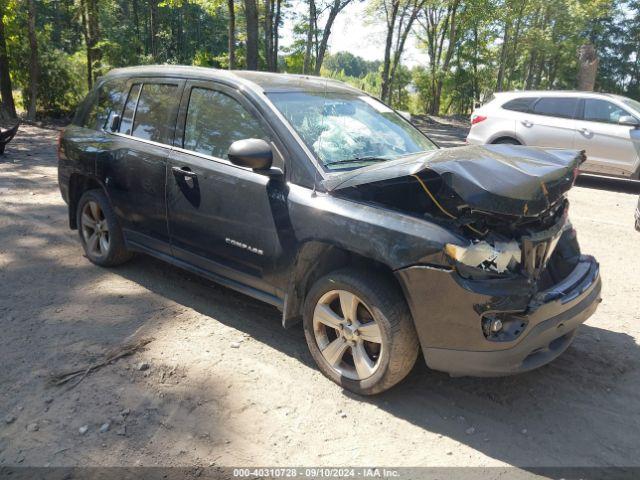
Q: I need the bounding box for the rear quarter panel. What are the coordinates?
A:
[467,106,518,144]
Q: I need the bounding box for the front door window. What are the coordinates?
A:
[183,87,270,160]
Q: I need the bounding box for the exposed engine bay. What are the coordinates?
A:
[326,144,585,284]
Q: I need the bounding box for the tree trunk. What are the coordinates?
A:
[149,0,159,60]
[86,0,101,82]
[577,44,598,91]
[505,1,525,89]
[472,25,479,104]
[244,0,259,70]
[273,0,281,71]
[428,0,459,114]
[132,0,142,55]
[387,0,422,102]
[0,2,15,119]
[314,0,348,75]
[430,78,443,115]
[303,0,316,74]
[524,49,537,89]
[264,0,272,70]
[80,0,101,88]
[380,0,400,103]
[495,23,509,92]
[228,0,236,69]
[27,0,39,121]
[80,0,92,89]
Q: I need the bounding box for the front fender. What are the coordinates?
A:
[286,184,463,270]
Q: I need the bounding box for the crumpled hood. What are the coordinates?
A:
[323,144,584,217]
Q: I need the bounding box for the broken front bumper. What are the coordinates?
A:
[396,255,601,377]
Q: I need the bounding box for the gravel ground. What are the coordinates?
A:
[0,125,639,475]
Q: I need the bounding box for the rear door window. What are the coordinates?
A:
[131,83,180,144]
[583,99,632,124]
[183,87,270,160]
[532,97,578,119]
[502,97,536,113]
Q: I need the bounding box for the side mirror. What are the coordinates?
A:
[618,115,639,127]
[109,114,120,132]
[228,138,273,170]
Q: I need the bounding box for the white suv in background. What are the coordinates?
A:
[466,91,640,178]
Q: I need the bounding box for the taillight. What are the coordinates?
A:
[471,115,487,125]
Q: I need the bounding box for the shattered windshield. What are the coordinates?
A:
[267,91,437,171]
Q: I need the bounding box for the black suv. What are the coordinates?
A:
[58,66,601,394]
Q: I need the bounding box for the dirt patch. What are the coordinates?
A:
[0,125,639,470]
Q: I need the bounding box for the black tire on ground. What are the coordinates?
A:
[492,137,521,145]
[76,189,132,267]
[303,268,419,395]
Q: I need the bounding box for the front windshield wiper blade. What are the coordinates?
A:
[324,156,390,167]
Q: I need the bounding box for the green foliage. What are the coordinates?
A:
[320,68,383,99]
[323,51,381,78]
[2,0,639,119]
[34,50,86,116]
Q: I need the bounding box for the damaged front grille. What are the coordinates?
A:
[446,205,568,279]
[521,235,561,279]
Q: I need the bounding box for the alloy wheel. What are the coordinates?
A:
[81,200,110,258]
[312,290,383,381]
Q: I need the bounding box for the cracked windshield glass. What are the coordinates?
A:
[268,91,437,171]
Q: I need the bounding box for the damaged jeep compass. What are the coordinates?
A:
[58,66,602,395]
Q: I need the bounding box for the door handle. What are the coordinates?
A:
[521,120,533,128]
[579,127,592,136]
[171,166,197,178]
[172,166,197,188]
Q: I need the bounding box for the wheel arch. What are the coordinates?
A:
[282,241,405,328]
[67,174,108,229]
[489,133,523,145]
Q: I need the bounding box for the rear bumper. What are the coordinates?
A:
[397,255,601,377]
[464,132,484,145]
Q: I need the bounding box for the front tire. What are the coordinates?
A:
[76,189,132,267]
[303,269,419,395]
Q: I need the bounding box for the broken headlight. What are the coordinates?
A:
[444,240,521,274]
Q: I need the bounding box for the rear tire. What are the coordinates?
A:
[76,189,132,267]
[303,269,419,395]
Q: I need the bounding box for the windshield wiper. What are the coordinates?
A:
[324,156,390,167]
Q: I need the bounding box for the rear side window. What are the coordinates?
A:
[583,99,632,124]
[119,84,141,136]
[502,97,536,112]
[183,87,269,159]
[131,83,180,143]
[81,79,128,131]
[103,80,129,131]
[532,97,578,119]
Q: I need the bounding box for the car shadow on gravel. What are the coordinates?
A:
[353,324,640,468]
[113,254,315,368]
[113,253,640,469]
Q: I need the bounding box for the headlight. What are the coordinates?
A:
[444,240,521,273]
